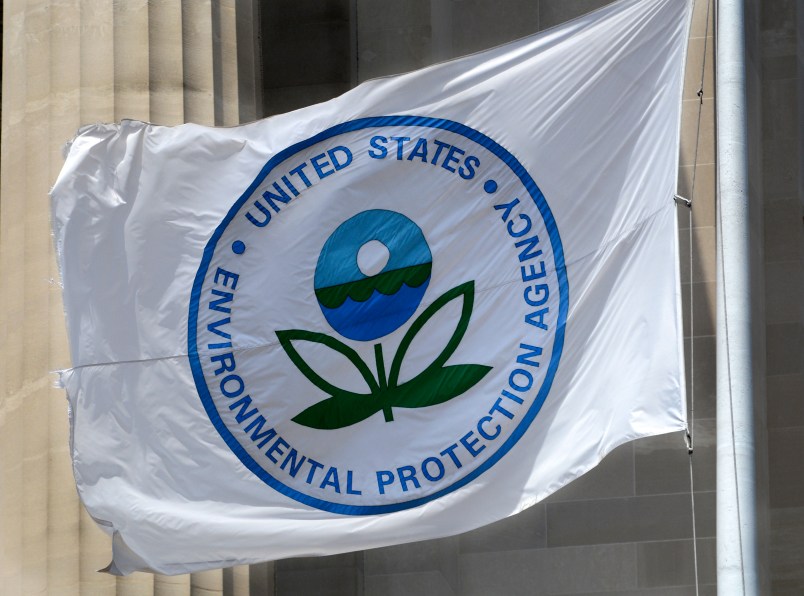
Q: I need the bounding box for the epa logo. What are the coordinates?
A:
[280,208,491,430]
[189,116,568,515]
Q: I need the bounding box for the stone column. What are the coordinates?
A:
[154,574,192,596]
[234,0,262,123]
[182,0,216,125]
[48,0,82,593]
[215,0,240,126]
[21,3,53,595]
[149,0,186,126]
[191,569,223,596]
[113,0,150,122]
[223,565,251,596]
[0,1,30,594]
[80,0,114,124]
[0,1,253,595]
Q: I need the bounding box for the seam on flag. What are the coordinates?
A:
[61,201,674,372]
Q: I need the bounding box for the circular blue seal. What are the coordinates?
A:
[188,116,569,515]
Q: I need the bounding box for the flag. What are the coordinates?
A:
[52,0,690,575]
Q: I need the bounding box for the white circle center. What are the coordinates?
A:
[357,240,390,277]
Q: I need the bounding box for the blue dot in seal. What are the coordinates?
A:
[484,179,498,194]
[232,240,246,255]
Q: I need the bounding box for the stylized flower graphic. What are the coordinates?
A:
[314,210,432,341]
[277,210,491,429]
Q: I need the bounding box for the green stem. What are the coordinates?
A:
[374,343,393,422]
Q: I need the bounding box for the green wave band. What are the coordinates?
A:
[316,262,432,309]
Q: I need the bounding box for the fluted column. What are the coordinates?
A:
[182,0,215,125]
[234,0,262,123]
[113,0,150,122]
[80,0,114,124]
[21,2,53,595]
[154,574,192,596]
[216,0,240,126]
[0,1,29,594]
[149,0,185,126]
[191,569,223,596]
[48,0,82,594]
[1,1,253,595]
[223,565,251,596]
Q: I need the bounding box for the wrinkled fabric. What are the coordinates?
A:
[52,0,690,575]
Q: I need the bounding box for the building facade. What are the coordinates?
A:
[0,0,801,594]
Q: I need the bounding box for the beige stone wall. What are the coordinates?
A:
[0,2,247,595]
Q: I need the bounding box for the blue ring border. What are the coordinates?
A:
[187,115,570,515]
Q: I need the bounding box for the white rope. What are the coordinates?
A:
[684,0,714,593]
[688,189,699,596]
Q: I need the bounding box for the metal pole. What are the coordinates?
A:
[715,0,760,593]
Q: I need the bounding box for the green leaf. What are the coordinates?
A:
[392,364,493,409]
[282,283,493,430]
[292,364,491,429]
[292,389,382,430]
[276,329,379,395]
[388,281,476,388]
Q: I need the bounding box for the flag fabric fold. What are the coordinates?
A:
[52,0,690,575]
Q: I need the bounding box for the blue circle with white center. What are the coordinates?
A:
[314,210,432,342]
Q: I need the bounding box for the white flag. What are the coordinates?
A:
[52,0,690,575]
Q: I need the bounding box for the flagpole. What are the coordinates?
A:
[715,0,760,593]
